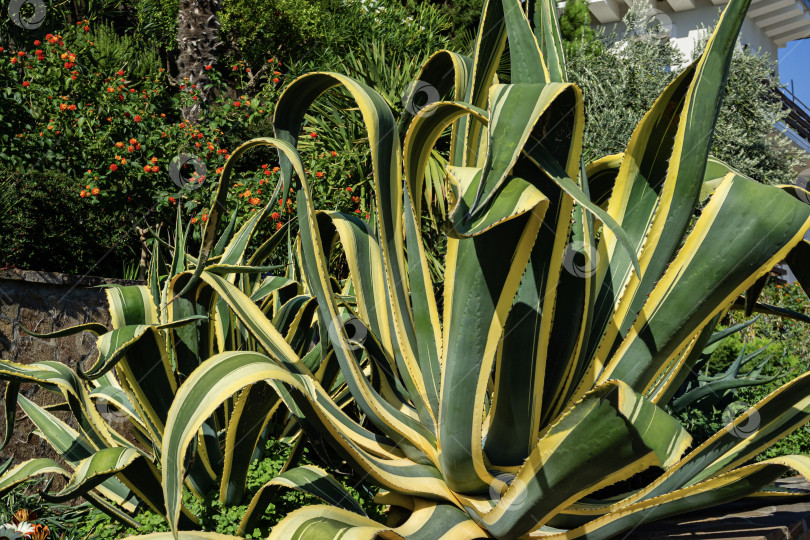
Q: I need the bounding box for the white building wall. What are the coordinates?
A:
[588,0,803,67]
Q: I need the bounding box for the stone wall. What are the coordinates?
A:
[0,268,143,487]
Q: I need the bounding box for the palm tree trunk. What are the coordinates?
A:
[175,0,223,123]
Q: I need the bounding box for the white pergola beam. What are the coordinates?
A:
[775,27,810,47]
[765,18,808,37]
[749,0,794,19]
[754,5,804,29]
[588,0,622,23]
[666,0,695,11]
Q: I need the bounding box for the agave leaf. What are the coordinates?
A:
[252,465,366,516]
[212,207,239,258]
[598,175,810,394]
[0,381,19,453]
[560,456,810,540]
[0,458,66,496]
[529,0,567,83]
[219,381,281,505]
[467,380,690,538]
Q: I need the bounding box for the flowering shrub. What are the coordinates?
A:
[0,20,373,274]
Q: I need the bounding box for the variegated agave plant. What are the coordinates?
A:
[0,195,331,529]
[8,0,810,537]
[109,0,810,538]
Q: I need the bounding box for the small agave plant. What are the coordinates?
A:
[0,196,330,529]
[106,0,810,538]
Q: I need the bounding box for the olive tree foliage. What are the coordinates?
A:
[566,0,805,184]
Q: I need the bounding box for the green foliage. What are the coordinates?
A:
[560,0,594,43]
[674,281,810,462]
[691,33,806,185]
[129,0,180,51]
[0,165,141,276]
[72,438,382,539]
[218,0,450,70]
[568,0,805,184]
[567,3,683,162]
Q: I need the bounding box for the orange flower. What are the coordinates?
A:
[276,222,283,230]
[191,217,198,224]
[80,190,86,197]
[249,197,260,205]
[271,212,280,220]
[201,214,208,222]
[115,141,124,148]
[109,163,118,171]
[150,157,158,163]
[151,166,159,172]
[143,165,151,172]
[316,171,323,178]
[31,524,49,540]
[133,115,141,122]
[91,187,100,195]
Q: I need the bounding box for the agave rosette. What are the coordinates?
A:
[119,0,810,538]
